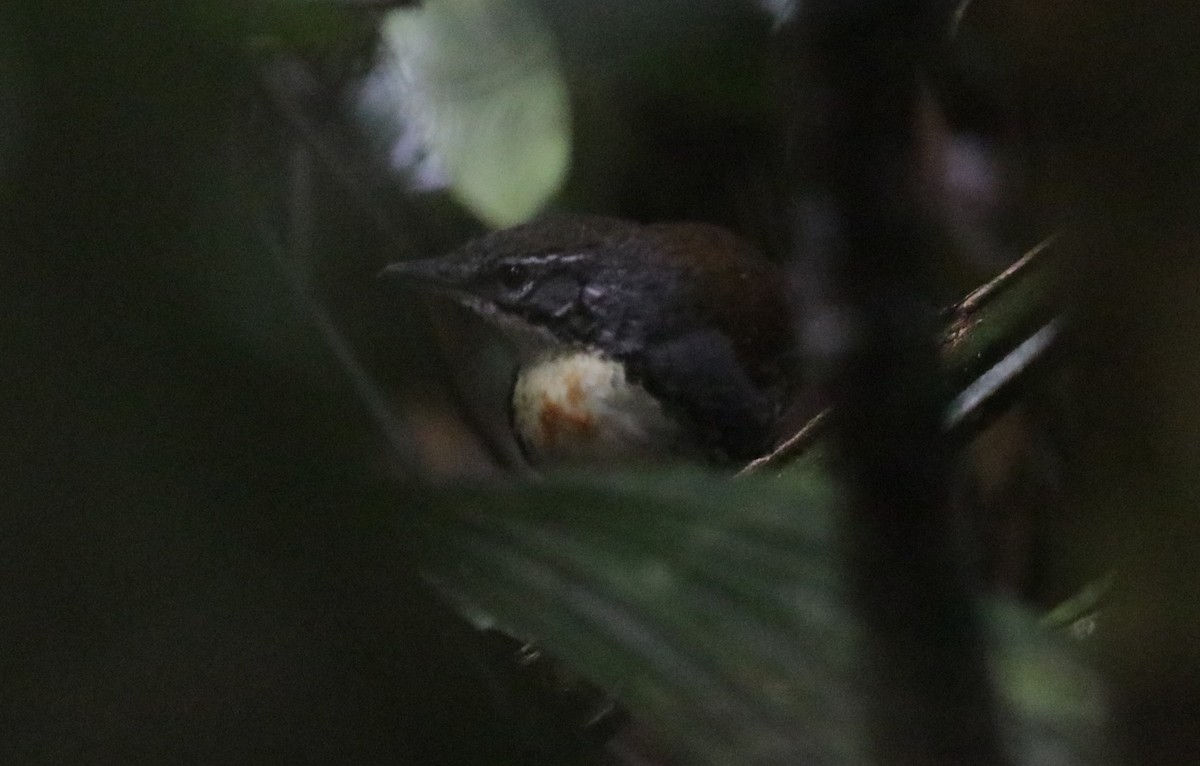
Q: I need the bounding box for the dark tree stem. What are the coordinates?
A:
[786,3,1007,764]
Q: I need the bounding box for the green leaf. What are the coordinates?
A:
[1040,571,1114,637]
[407,469,1110,765]
[375,0,570,226]
[990,601,1110,764]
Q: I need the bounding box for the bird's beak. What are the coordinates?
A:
[377,257,466,289]
[378,257,495,317]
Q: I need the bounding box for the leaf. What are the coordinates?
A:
[406,469,1110,765]
[363,0,571,226]
[990,601,1110,765]
[1040,571,1114,640]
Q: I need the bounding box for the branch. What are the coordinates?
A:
[742,233,1062,475]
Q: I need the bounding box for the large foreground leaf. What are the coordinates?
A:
[405,470,1109,765]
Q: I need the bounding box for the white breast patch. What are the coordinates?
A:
[511,351,682,465]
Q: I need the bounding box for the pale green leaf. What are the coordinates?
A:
[376,0,570,226]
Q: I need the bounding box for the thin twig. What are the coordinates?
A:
[745,234,1062,475]
[738,408,830,476]
[230,83,429,476]
[949,0,973,38]
[950,232,1058,319]
[255,50,417,252]
[256,218,427,475]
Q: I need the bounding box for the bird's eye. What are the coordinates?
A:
[498,262,528,289]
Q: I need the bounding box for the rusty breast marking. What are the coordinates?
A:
[511,351,681,465]
[536,367,597,448]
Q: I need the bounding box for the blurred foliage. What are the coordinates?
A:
[408,469,1109,765]
[360,0,571,225]
[1040,571,1112,635]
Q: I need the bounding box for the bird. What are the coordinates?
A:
[380,215,796,467]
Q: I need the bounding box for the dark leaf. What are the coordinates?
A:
[406,469,1109,765]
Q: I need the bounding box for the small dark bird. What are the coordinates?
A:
[381,215,795,467]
